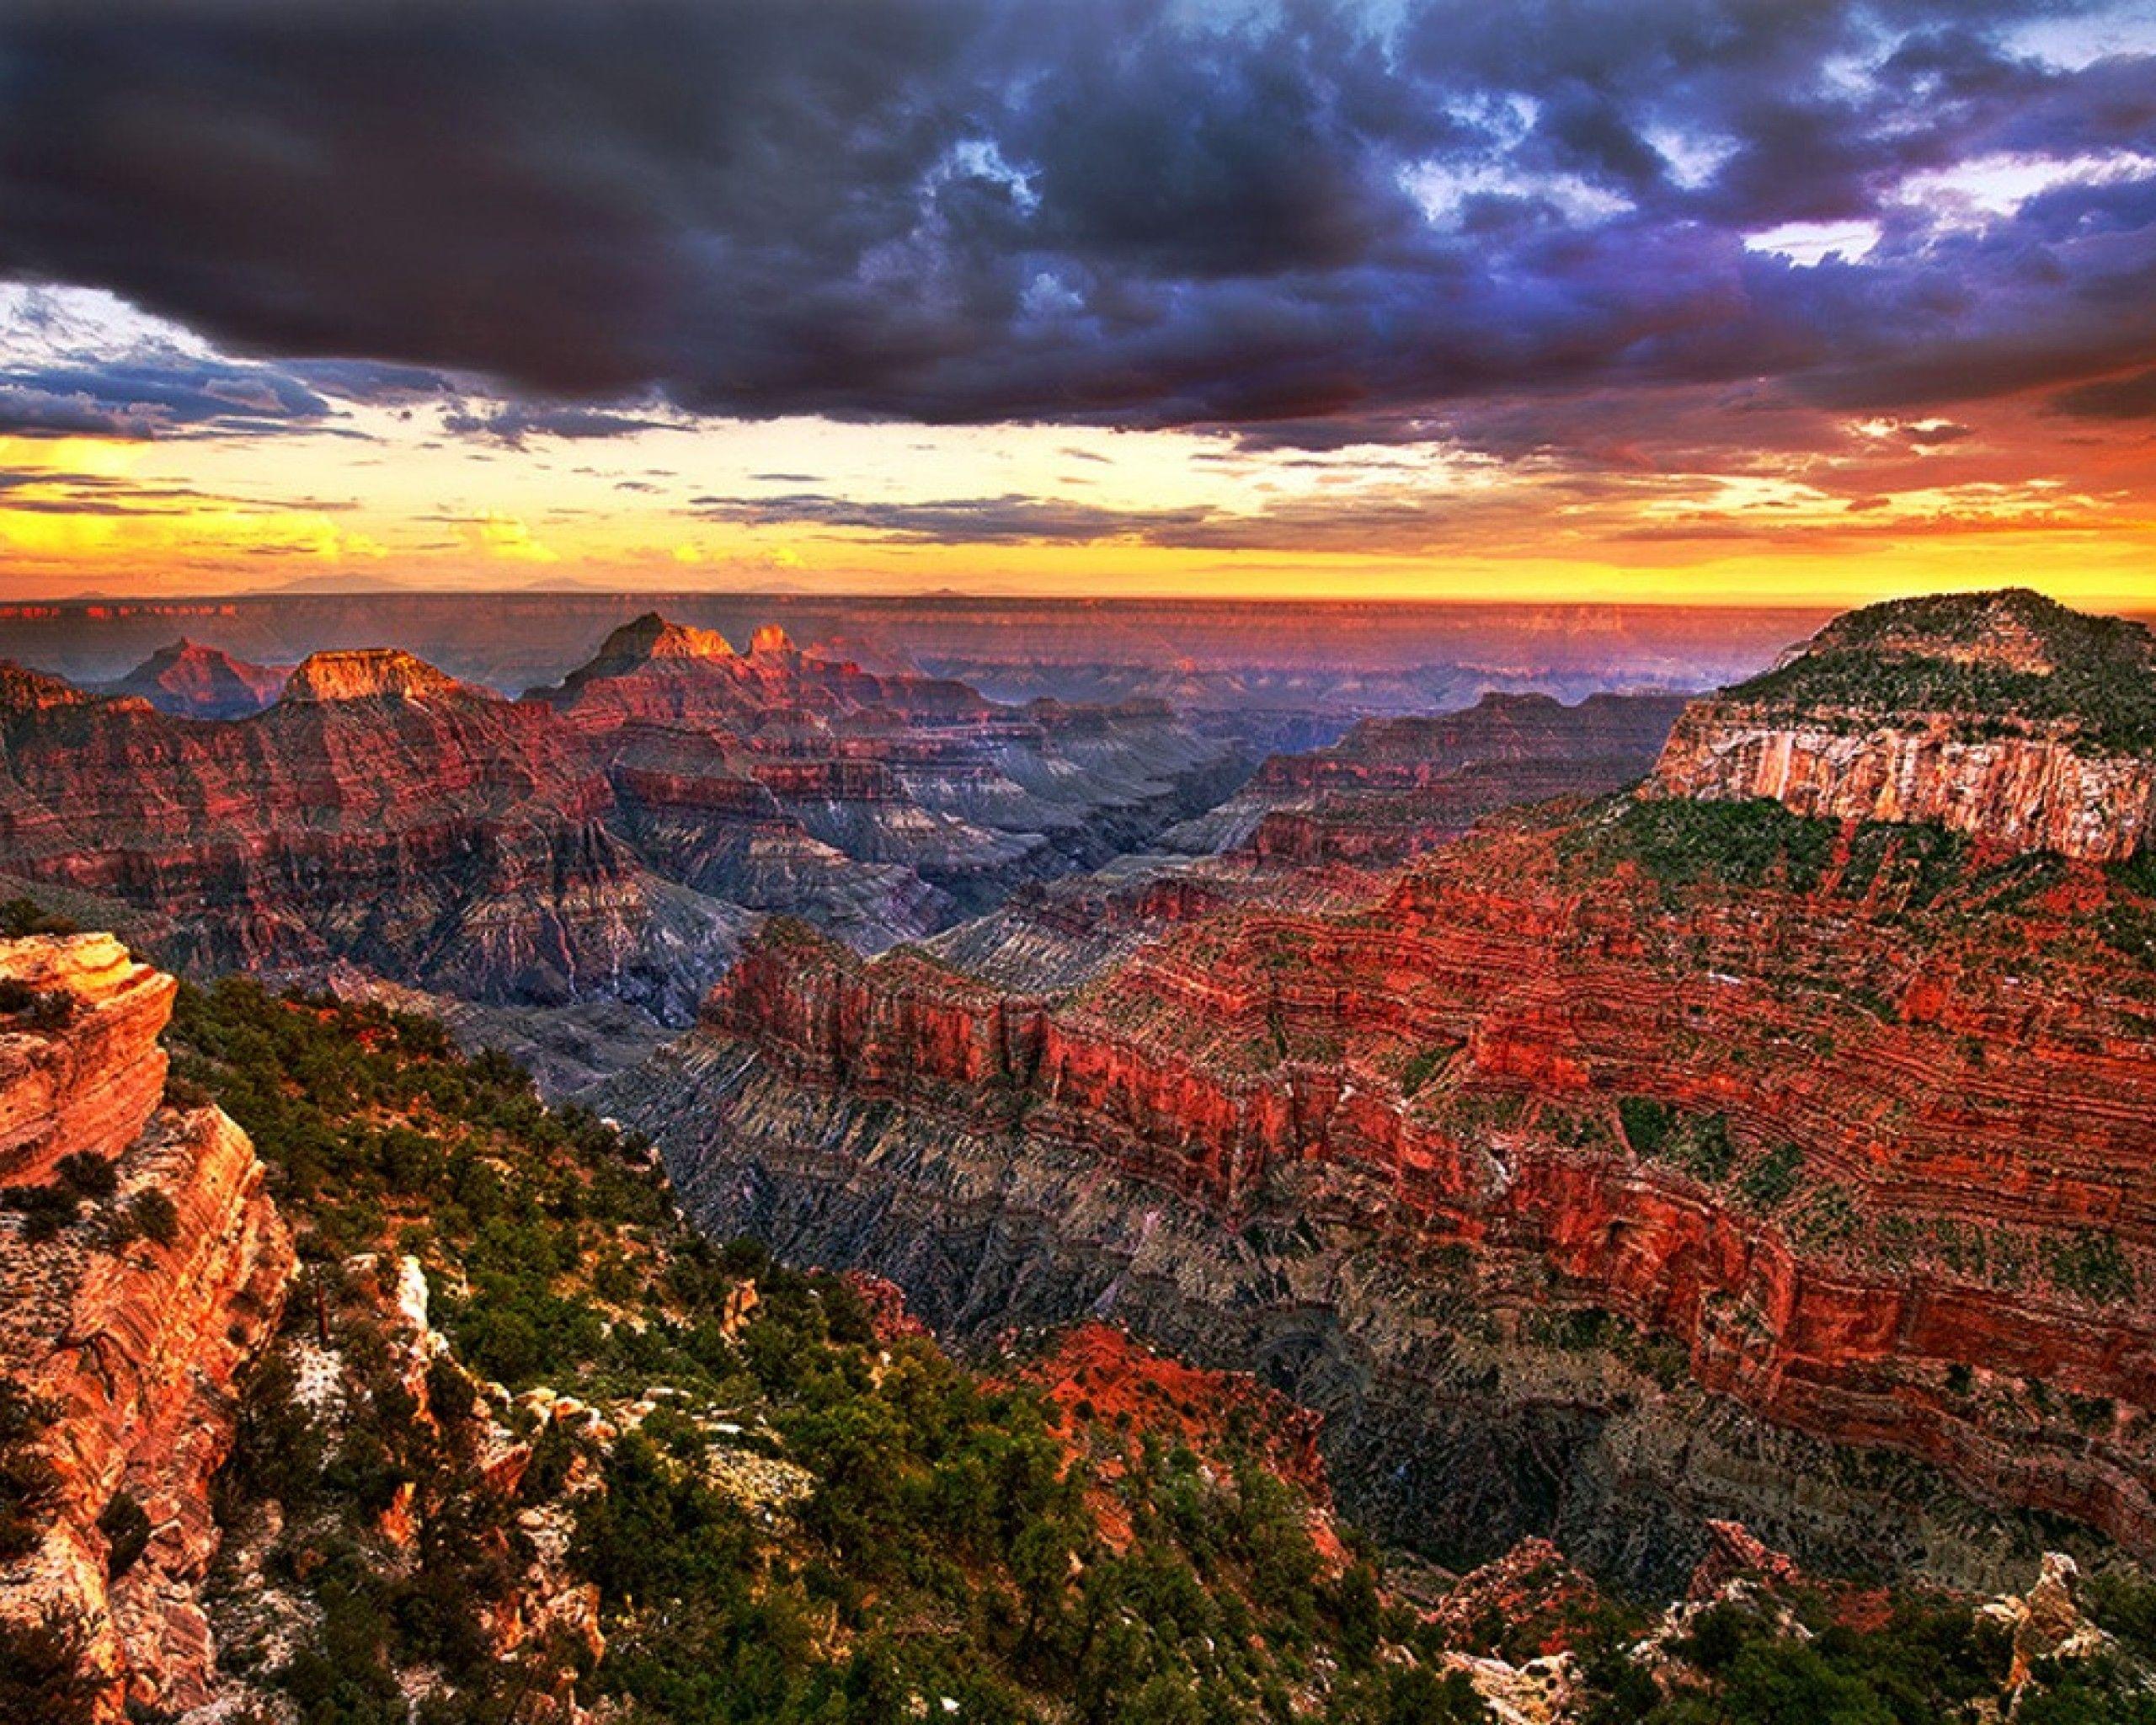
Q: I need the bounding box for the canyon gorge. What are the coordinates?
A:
[3,587,2155,1722]
[601,589,2156,1596]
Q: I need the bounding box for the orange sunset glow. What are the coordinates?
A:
[0,3,2152,611]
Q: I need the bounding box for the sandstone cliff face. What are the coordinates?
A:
[1648,707,2156,862]
[0,936,292,1718]
[611,799,2156,1589]
[1645,589,2156,862]
[0,935,175,1184]
[280,646,468,703]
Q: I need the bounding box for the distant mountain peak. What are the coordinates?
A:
[583,612,738,674]
[111,638,286,718]
[281,648,464,703]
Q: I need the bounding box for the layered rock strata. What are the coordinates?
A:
[0,649,745,1022]
[1167,692,1689,861]
[0,616,1243,1035]
[0,935,292,1717]
[610,784,2156,1588]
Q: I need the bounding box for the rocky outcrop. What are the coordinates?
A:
[1646,590,2156,861]
[1651,713,2156,862]
[0,936,292,1719]
[1983,1551,2114,1690]
[280,646,469,703]
[1428,1537,1606,1659]
[0,663,99,718]
[0,936,176,1185]
[1018,1320,1343,1563]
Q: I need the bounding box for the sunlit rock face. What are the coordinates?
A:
[607,592,2156,1592]
[0,936,293,1719]
[1648,590,2156,862]
[279,647,469,703]
[0,934,174,1185]
[0,650,745,1022]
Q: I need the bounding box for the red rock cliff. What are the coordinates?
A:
[1649,707,2156,862]
[695,800,2156,1557]
[0,936,176,1185]
[0,936,293,1719]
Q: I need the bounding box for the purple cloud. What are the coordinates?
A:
[0,0,2146,457]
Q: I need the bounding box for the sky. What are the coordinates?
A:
[0,0,2152,607]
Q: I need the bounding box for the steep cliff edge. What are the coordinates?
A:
[0,934,177,1184]
[1647,589,2156,860]
[0,935,292,1719]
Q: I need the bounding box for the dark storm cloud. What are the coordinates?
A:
[2052,367,2156,416]
[0,0,2151,448]
[0,356,336,438]
[441,403,678,446]
[285,360,462,406]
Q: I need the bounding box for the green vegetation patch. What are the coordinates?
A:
[1619,1097,1736,1183]
[171,977,1458,1725]
[1399,1041,1458,1097]
[2041,1228,2138,1308]
[1736,1142,1806,1213]
[1727,590,2156,756]
[1565,798,1838,898]
[1578,1584,2156,1725]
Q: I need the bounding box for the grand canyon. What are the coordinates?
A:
[8,1,2156,1719]
[2,585,2154,1723]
